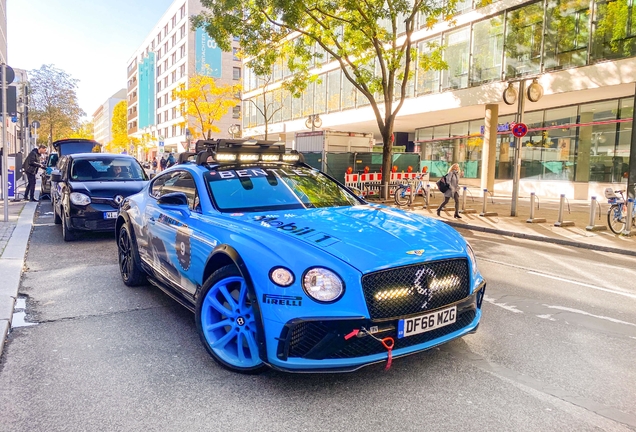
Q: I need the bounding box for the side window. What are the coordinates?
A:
[162,172,200,212]
[58,157,68,179]
[150,172,177,198]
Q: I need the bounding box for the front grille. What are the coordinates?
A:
[284,309,476,360]
[362,259,470,320]
[91,197,118,208]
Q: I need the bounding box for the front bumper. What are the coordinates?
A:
[267,282,485,372]
[68,204,118,232]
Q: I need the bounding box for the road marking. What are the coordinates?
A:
[542,305,636,328]
[483,295,523,313]
[528,271,636,300]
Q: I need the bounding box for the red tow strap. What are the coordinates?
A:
[343,328,395,370]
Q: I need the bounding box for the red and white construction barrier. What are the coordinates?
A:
[345,172,429,196]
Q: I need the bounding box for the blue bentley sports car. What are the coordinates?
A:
[116,139,485,373]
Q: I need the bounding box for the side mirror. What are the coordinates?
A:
[51,171,62,183]
[149,173,157,179]
[157,192,190,217]
[349,186,366,200]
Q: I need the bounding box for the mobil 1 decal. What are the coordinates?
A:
[176,226,193,271]
[253,215,341,247]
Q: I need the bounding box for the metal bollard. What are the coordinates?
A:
[423,184,431,208]
[586,196,606,231]
[460,186,476,214]
[479,189,498,217]
[554,194,575,227]
[526,192,546,223]
[622,198,634,236]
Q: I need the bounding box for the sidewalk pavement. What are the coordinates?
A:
[1,185,636,357]
[382,189,636,257]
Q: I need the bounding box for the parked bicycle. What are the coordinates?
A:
[394,175,429,207]
[605,186,636,234]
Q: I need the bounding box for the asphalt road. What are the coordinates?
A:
[0,202,635,432]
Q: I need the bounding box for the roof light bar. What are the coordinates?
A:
[215,153,237,162]
[239,154,260,161]
[261,154,280,161]
[282,154,300,162]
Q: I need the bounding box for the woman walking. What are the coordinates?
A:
[437,163,462,218]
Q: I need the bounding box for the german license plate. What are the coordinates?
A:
[104,211,118,219]
[397,306,457,339]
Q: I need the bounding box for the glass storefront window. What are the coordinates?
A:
[327,70,341,112]
[315,76,327,115]
[592,0,636,61]
[417,37,442,95]
[578,99,619,182]
[342,70,356,109]
[417,127,434,141]
[471,15,504,86]
[544,0,590,71]
[442,27,470,90]
[434,124,450,139]
[504,2,544,78]
[615,98,633,181]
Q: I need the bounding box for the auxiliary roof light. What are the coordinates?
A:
[261,154,280,161]
[282,154,300,162]
[239,154,259,161]
[215,153,237,162]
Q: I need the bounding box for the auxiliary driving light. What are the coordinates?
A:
[239,154,260,161]
[215,153,237,161]
[270,267,294,287]
[302,267,344,302]
[261,154,280,161]
[374,287,412,301]
[282,154,300,162]
[429,275,461,291]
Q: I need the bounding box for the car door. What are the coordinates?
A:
[52,156,69,216]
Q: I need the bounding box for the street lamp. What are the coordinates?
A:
[506,78,544,216]
[305,114,322,131]
[228,124,241,139]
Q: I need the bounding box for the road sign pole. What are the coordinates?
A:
[2,63,9,221]
[511,80,526,217]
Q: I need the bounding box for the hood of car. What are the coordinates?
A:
[70,180,148,198]
[224,205,467,274]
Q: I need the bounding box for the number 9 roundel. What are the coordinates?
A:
[176,226,192,271]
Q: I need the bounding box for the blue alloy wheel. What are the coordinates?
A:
[196,265,266,373]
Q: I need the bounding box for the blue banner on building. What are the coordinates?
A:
[195,27,222,78]
[138,52,156,129]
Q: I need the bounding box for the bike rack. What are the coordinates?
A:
[585,196,606,231]
[459,187,476,214]
[554,194,575,227]
[622,198,634,237]
[526,192,546,223]
[479,189,498,217]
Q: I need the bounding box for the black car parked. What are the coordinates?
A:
[41,138,100,199]
[51,153,149,241]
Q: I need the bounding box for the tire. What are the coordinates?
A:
[394,186,411,206]
[195,265,267,374]
[62,209,76,242]
[607,204,626,235]
[118,224,147,286]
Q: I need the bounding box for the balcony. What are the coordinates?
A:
[129,94,138,105]
[127,60,137,78]
[127,79,137,92]
[128,111,138,122]
[128,125,138,134]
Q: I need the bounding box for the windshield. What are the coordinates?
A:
[205,164,360,212]
[70,157,148,181]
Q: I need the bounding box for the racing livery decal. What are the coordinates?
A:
[263,294,302,307]
[176,226,192,271]
[253,215,341,247]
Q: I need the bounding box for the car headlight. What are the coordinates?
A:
[70,192,91,206]
[269,267,294,287]
[466,243,478,276]
[302,267,344,302]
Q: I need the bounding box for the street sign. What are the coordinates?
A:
[32,121,40,128]
[7,156,15,200]
[0,66,15,85]
[512,122,528,138]
[11,116,17,123]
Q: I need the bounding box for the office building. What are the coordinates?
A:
[242,0,636,199]
[126,0,241,156]
[92,89,127,146]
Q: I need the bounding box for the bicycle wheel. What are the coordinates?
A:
[395,186,410,206]
[607,204,626,234]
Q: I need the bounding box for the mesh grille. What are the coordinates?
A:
[286,310,475,359]
[361,259,470,319]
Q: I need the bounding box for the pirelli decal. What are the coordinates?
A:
[263,294,302,307]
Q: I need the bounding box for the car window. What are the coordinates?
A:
[160,172,200,212]
[205,165,360,212]
[70,157,147,181]
[150,171,179,198]
[47,154,59,168]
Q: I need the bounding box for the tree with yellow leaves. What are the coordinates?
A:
[172,74,240,140]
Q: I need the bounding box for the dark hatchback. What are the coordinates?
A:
[41,138,100,199]
[51,153,148,241]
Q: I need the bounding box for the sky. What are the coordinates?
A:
[7,0,175,118]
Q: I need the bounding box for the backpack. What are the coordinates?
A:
[436,174,449,193]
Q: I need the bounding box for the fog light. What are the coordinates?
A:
[269,267,294,287]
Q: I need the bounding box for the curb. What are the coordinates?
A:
[442,220,636,257]
[0,202,38,357]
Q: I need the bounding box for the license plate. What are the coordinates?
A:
[104,211,118,220]
[397,306,457,339]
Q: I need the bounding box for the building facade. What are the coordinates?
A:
[0,0,6,64]
[126,0,241,157]
[242,0,636,199]
[92,89,127,146]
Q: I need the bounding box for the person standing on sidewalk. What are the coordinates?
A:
[437,163,462,219]
[23,145,47,202]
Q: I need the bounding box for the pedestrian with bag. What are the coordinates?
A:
[437,163,462,219]
[159,155,167,171]
[23,145,47,202]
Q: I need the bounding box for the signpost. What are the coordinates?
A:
[2,64,15,221]
[158,140,165,156]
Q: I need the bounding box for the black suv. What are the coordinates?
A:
[51,153,148,241]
